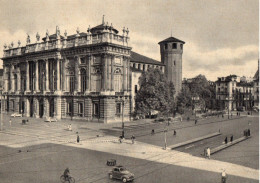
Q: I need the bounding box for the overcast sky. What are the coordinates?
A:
[0,0,258,81]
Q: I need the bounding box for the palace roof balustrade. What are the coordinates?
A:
[3,32,130,59]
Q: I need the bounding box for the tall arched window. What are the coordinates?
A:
[80,68,87,93]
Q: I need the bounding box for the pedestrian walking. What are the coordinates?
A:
[131,135,135,144]
[195,119,197,125]
[119,135,122,143]
[9,119,12,127]
[204,148,207,158]
[224,137,228,144]
[207,147,211,159]
[151,129,155,135]
[68,124,72,131]
[222,114,224,118]
[173,130,176,136]
[230,135,233,143]
[221,170,228,183]
[76,132,80,143]
[248,129,251,136]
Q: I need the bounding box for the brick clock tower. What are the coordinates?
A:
[158,37,185,96]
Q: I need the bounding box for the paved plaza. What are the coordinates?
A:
[0,112,258,182]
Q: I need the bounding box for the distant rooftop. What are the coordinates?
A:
[130,51,164,66]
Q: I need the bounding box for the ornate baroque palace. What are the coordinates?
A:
[1,18,184,123]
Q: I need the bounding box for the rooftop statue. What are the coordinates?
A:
[26,34,30,44]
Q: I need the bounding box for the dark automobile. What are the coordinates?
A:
[108,165,134,182]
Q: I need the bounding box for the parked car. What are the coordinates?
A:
[11,113,22,117]
[108,165,134,182]
[252,106,259,112]
[237,106,245,112]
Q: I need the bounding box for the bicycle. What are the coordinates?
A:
[60,175,75,183]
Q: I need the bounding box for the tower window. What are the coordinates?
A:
[180,44,183,50]
[164,44,168,50]
[172,43,177,49]
[135,85,138,93]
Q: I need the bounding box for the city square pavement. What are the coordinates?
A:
[0,112,258,182]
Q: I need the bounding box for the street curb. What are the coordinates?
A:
[168,132,221,149]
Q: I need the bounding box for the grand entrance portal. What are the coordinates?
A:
[39,99,44,118]
[49,98,55,117]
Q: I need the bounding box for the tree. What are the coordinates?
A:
[135,68,175,117]
[177,75,216,113]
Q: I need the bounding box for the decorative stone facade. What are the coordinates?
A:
[2,21,132,123]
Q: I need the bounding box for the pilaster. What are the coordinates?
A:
[26,62,30,92]
[35,61,39,92]
[45,59,50,92]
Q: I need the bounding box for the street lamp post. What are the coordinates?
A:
[164,126,167,150]
[122,100,125,138]
[0,92,2,131]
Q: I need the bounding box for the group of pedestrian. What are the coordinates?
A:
[224,135,233,144]
[244,129,251,137]
[204,147,211,159]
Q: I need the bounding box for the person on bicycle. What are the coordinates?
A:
[64,167,70,180]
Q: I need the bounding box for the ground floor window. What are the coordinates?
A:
[78,102,83,117]
[93,102,99,118]
[67,101,73,116]
[116,103,121,117]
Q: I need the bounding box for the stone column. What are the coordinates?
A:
[26,62,30,92]
[111,56,114,91]
[107,55,111,91]
[123,58,127,91]
[88,56,91,91]
[26,98,30,117]
[3,66,8,92]
[56,59,61,91]
[103,54,107,91]
[45,59,49,91]
[35,60,39,92]
[127,58,131,91]
[10,65,14,92]
[17,66,21,92]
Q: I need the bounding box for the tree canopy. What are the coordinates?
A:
[135,68,175,117]
[177,75,216,112]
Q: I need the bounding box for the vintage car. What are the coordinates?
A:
[108,165,134,182]
[11,113,22,117]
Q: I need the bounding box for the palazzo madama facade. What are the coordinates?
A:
[2,20,132,123]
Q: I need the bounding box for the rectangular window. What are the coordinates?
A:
[135,85,138,93]
[67,101,73,116]
[80,57,85,64]
[69,76,75,93]
[164,44,168,50]
[78,102,83,117]
[116,103,121,116]
[172,43,177,49]
[93,102,99,118]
